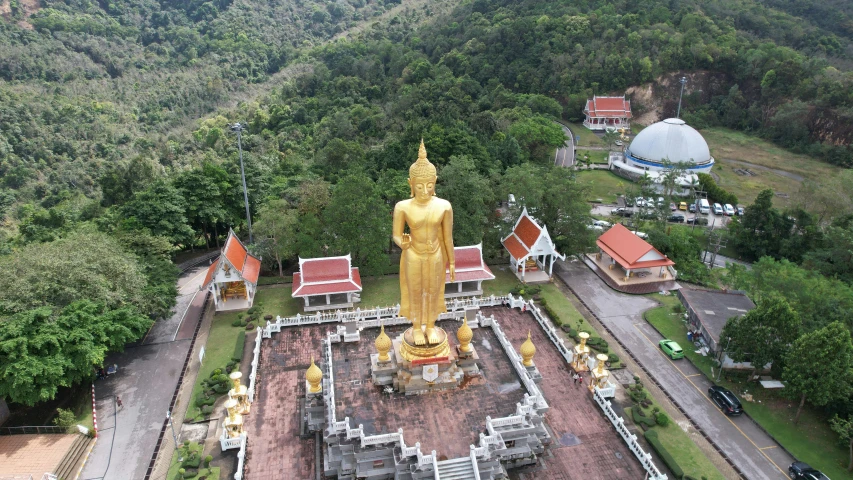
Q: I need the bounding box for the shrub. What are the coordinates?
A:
[213,383,229,394]
[246,307,256,314]
[231,319,242,327]
[182,468,198,478]
[264,314,272,320]
[201,405,214,415]
[246,322,255,330]
[655,412,670,427]
[644,429,684,479]
[567,328,578,338]
[672,303,686,314]
[631,407,656,428]
[234,331,246,360]
[204,455,213,468]
[607,353,619,364]
[243,316,251,323]
[53,408,76,428]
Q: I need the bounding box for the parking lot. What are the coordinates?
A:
[590,201,734,229]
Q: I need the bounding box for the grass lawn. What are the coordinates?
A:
[701,127,844,208]
[643,296,850,478]
[566,122,604,146]
[577,170,629,204]
[575,148,609,165]
[360,275,402,307]
[482,265,520,297]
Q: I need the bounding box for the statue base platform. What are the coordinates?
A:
[370,353,398,386]
[456,345,481,376]
[390,329,463,395]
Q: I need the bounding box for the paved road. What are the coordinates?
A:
[81,264,211,480]
[554,123,575,168]
[555,260,793,480]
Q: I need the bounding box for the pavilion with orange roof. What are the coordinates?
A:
[501,208,565,283]
[292,254,362,312]
[202,230,262,311]
[595,224,676,282]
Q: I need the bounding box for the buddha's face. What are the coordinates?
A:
[409,176,436,203]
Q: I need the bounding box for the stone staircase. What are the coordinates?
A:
[53,433,93,480]
[436,457,477,480]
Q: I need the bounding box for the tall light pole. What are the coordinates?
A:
[676,76,687,119]
[166,410,183,462]
[230,123,253,244]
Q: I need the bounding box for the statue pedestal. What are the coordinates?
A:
[390,333,464,395]
[370,354,398,386]
[456,345,481,376]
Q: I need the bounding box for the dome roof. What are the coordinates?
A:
[627,118,712,165]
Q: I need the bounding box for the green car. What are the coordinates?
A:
[659,339,684,359]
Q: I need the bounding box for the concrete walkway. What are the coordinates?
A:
[81,263,212,480]
[555,260,793,480]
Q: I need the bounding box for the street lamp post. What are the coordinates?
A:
[676,76,687,119]
[230,122,253,245]
[166,410,183,462]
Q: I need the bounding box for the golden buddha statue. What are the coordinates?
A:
[393,140,456,349]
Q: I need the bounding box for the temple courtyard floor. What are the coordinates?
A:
[243,306,643,479]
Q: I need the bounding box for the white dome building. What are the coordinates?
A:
[611,118,714,190]
[624,118,714,173]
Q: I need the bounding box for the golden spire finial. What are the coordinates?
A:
[409,139,436,179]
[520,330,536,367]
[306,356,323,393]
[375,324,392,362]
[457,317,473,353]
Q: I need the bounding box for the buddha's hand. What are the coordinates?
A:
[400,233,411,250]
[449,263,455,282]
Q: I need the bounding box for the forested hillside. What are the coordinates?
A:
[3,0,853,404]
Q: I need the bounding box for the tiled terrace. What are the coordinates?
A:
[245,307,643,479]
[585,255,681,295]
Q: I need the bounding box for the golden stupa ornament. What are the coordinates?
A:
[457,317,474,353]
[375,324,392,362]
[520,331,536,367]
[306,357,323,393]
[393,140,455,359]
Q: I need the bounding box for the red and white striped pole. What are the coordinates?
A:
[91,383,98,438]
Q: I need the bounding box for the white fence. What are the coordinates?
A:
[592,387,666,479]
[234,434,248,480]
[248,326,262,403]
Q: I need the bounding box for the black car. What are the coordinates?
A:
[667,214,685,223]
[686,216,709,226]
[708,386,743,416]
[789,462,831,480]
[610,207,633,217]
[688,203,697,213]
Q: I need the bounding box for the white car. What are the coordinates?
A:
[587,224,604,232]
[635,197,646,207]
[723,204,735,216]
[632,231,649,239]
[592,219,612,228]
[713,203,723,215]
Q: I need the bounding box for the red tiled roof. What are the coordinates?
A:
[300,257,352,283]
[447,245,495,282]
[515,216,541,248]
[202,261,217,287]
[584,96,632,118]
[223,232,247,272]
[503,235,529,261]
[242,256,261,284]
[292,255,362,297]
[596,224,674,269]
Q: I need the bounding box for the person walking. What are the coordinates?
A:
[572,372,579,384]
[116,395,123,410]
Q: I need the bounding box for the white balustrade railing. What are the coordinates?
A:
[220,431,245,451]
[233,434,248,480]
[526,300,574,365]
[487,415,524,429]
[593,387,667,480]
[487,314,549,412]
[247,327,262,403]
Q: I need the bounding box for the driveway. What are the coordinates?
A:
[81,263,211,480]
[554,123,575,168]
[555,260,794,480]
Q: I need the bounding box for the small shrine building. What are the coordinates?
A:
[292,255,362,312]
[595,224,675,280]
[502,208,565,283]
[445,244,495,298]
[582,96,632,131]
[203,230,261,311]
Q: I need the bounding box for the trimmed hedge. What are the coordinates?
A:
[632,406,657,428]
[644,429,684,479]
[697,173,738,207]
[234,330,246,360]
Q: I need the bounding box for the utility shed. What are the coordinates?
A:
[676,288,755,353]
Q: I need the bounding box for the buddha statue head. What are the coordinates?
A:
[409,139,437,202]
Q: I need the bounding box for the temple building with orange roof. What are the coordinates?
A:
[445,244,495,298]
[583,95,632,131]
[292,254,362,312]
[501,208,565,284]
[202,230,261,311]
